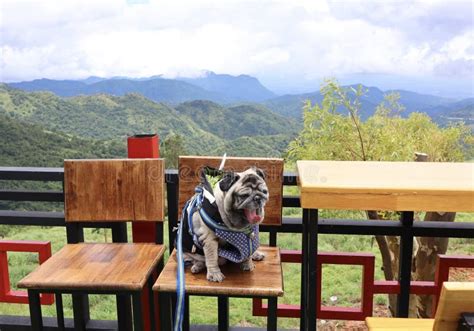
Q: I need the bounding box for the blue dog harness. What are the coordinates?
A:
[174,186,260,330]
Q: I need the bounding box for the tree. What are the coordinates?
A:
[287,79,473,317]
[161,133,188,169]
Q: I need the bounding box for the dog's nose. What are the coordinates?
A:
[253,195,261,202]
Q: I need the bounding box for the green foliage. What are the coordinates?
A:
[161,133,187,169]
[287,79,473,163]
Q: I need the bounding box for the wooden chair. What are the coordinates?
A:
[18,159,167,331]
[153,156,285,331]
[366,282,474,331]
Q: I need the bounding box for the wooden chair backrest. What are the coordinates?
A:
[64,159,165,222]
[433,282,474,331]
[178,156,284,226]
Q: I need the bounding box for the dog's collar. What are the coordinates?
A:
[194,186,255,236]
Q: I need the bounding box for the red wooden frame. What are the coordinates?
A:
[252,250,474,320]
[0,240,53,305]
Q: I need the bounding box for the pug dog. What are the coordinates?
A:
[183,167,269,282]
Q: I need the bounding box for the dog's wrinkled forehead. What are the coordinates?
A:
[219,167,266,192]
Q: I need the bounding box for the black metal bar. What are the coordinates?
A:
[132,292,144,331]
[396,211,415,318]
[267,297,278,331]
[158,292,172,331]
[116,295,133,331]
[55,293,65,331]
[66,223,84,244]
[299,211,308,331]
[0,210,65,226]
[111,223,128,243]
[0,167,64,181]
[282,196,300,207]
[72,294,88,331]
[269,227,277,247]
[217,296,229,331]
[0,190,64,202]
[283,172,298,186]
[166,174,179,255]
[155,222,164,245]
[28,290,43,331]
[307,209,318,331]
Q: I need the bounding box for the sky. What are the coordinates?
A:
[1,0,473,96]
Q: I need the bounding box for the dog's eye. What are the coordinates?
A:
[240,194,250,200]
[262,189,268,195]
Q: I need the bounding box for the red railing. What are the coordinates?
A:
[252,251,474,320]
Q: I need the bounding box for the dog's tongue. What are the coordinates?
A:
[244,209,261,223]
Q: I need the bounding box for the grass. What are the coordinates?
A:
[0,212,472,329]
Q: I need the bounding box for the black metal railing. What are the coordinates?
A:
[0,166,473,330]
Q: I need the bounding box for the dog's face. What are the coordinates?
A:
[214,167,269,229]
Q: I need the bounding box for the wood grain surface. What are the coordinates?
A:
[297,160,474,211]
[64,159,165,222]
[365,317,434,330]
[433,282,474,331]
[153,246,283,297]
[178,156,284,225]
[18,243,166,291]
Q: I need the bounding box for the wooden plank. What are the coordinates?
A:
[17,243,166,291]
[178,156,283,225]
[365,317,433,330]
[153,246,283,297]
[433,282,474,331]
[64,159,165,222]
[297,161,474,211]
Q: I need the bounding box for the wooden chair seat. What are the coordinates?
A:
[18,243,166,291]
[154,246,283,297]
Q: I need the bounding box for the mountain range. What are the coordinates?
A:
[7,73,472,125]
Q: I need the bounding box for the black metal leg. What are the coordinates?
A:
[267,297,278,331]
[117,294,133,331]
[300,209,309,331]
[159,292,173,331]
[55,293,65,331]
[132,292,144,331]
[28,290,43,331]
[183,295,190,331]
[147,276,156,331]
[218,296,229,331]
[72,294,88,330]
[397,211,414,317]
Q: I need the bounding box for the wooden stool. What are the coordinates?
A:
[18,159,167,331]
[154,156,285,330]
[366,282,474,331]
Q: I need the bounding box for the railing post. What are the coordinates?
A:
[396,211,415,317]
[127,134,160,243]
[128,134,160,331]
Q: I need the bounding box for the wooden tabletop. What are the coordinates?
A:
[297,161,474,211]
[18,243,166,291]
[153,246,284,297]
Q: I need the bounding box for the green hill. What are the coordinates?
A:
[0,85,297,160]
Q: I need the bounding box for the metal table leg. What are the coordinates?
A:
[267,297,278,331]
[28,290,43,331]
[218,295,229,331]
[132,291,144,331]
[159,292,173,330]
[300,210,309,331]
[307,209,318,331]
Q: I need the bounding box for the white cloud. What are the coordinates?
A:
[0,0,472,89]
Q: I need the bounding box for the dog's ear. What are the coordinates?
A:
[254,167,266,180]
[219,172,240,192]
[199,168,214,194]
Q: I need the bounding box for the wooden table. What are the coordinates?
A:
[296,160,474,331]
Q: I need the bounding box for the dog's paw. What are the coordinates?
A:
[252,250,265,261]
[191,261,205,274]
[207,269,225,282]
[241,260,255,271]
